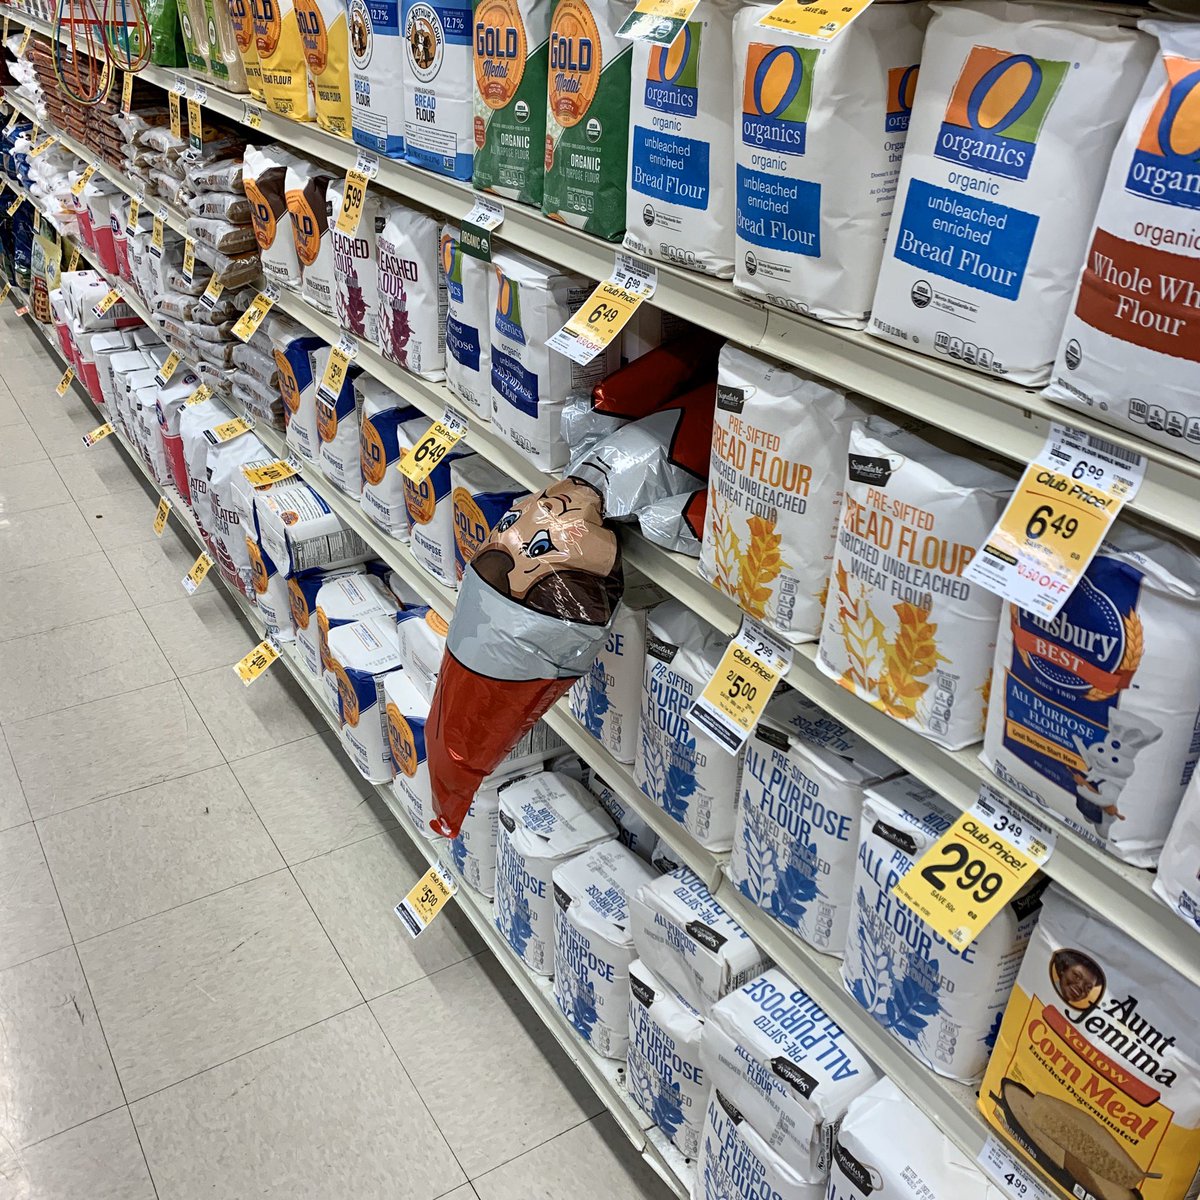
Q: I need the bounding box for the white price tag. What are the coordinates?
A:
[354,148,379,179]
[546,254,657,366]
[171,74,188,95]
[190,81,208,103]
[460,194,505,261]
[978,1135,1059,1200]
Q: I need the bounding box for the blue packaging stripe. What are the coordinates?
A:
[630,126,709,211]
[446,314,482,370]
[353,128,406,158]
[406,145,475,181]
[736,165,820,257]
[491,347,541,417]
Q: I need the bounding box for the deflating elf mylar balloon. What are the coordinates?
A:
[426,479,622,838]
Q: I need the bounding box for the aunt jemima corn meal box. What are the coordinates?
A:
[980,885,1200,1200]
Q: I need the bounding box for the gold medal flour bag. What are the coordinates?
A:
[244,145,303,289]
[295,0,353,134]
[252,0,318,118]
[285,160,338,315]
[230,0,266,98]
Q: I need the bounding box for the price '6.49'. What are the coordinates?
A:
[1025,503,1079,543]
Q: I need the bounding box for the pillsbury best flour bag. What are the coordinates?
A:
[442,225,492,416]
[403,0,473,177]
[733,2,927,326]
[868,3,1152,386]
[349,0,406,155]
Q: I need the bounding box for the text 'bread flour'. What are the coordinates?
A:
[868,2,1153,386]
[294,0,352,132]
[403,0,473,178]
[450,455,525,580]
[442,225,492,416]
[349,0,405,155]
[251,0,317,118]
[377,202,448,379]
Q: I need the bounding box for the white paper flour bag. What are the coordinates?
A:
[817,417,1010,750]
[328,615,404,781]
[447,768,536,896]
[1046,23,1200,460]
[296,569,396,678]
[442,225,492,416]
[624,0,739,277]
[285,160,338,315]
[450,454,525,580]
[377,201,447,378]
[349,0,406,156]
[329,178,383,343]
[402,0,472,178]
[273,320,327,463]
[257,487,371,589]
[868,2,1153,386]
[1156,771,1200,930]
[403,419,474,587]
[982,524,1200,867]
[732,2,928,325]
[358,377,422,535]
[316,356,362,496]
[383,665,438,833]
[244,145,303,289]
[397,606,449,701]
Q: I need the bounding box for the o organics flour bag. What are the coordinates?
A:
[541,0,632,240]
[816,416,1010,750]
[403,0,473,177]
[442,225,492,416]
[251,0,317,118]
[732,3,928,326]
[349,0,406,155]
[1047,23,1200,460]
[868,3,1152,386]
[295,0,353,134]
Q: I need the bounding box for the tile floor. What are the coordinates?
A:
[0,305,675,1199]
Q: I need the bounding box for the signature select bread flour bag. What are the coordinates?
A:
[349,0,406,155]
[377,201,447,379]
[450,455,525,580]
[295,0,353,134]
[442,225,492,416]
[817,416,1010,750]
[624,0,739,277]
[982,524,1200,867]
[868,3,1152,386]
[1046,23,1200,460]
[244,145,302,289]
[732,3,927,326]
[403,0,473,177]
[700,344,869,643]
[843,775,1045,1084]
[252,0,317,118]
[980,886,1200,1200]
[285,160,338,315]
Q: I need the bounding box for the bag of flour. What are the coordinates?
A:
[377,201,447,378]
[349,0,406,155]
[494,771,616,973]
[472,0,551,204]
[1046,23,1200,460]
[868,3,1153,386]
[442,224,492,416]
[817,416,1011,750]
[404,420,474,587]
[247,538,293,639]
[402,0,472,178]
[302,569,399,678]
[207,432,272,595]
[285,160,338,314]
[179,397,233,552]
[552,841,656,1058]
[732,3,927,325]
[703,968,879,1180]
[255,481,371,578]
[252,0,317,118]
[588,773,655,862]
[383,665,435,831]
[624,0,739,277]
[230,0,266,98]
[450,454,525,580]
[448,768,540,895]
[328,615,404,781]
[982,524,1200,867]
[358,377,422,535]
[272,319,326,462]
[700,344,869,643]
[244,145,303,289]
[1155,772,1200,930]
[316,353,362,495]
[397,606,449,701]
[295,0,353,134]
[732,690,899,957]
[980,886,1200,1200]
[635,600,743,851]
[842,776,1045,1083]
[329,179,383,342]
[541,0,632,240]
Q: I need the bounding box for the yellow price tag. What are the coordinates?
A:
[756,0,874,39]
[186,96,202,147]
[168,91,181,140]
[316,336,357,404]
[17,26,31,55]
[4,109,18,131]
[153,497,172,536]
[200,275,225,309]
[150,209,166,256]
[241,458,300,488]
[154,351,181,386]
[395,864,458,937]
[82,423,115,448]
[122,70,134,113]
[231,288,278,342]
[182,551,215,594]
[6,194,24,217]
[92,287,122,317]
[205,417,253,444]
[29,134,57,157]
[71,163,97,197]
[185,383,213,406]
[335,167,371,236]
[182,237,196,282]
[547,255,657,364]
[398,410,469,485]
[233,639,281,685]
[0,282,9,303]
[125,194,140,235]
[67,244,80,271]
[55,366,75,396]
[615,0,702,43]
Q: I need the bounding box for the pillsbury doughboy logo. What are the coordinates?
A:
[741,43,817,157]
[1125,56,1200,211]
[645,24,700,117]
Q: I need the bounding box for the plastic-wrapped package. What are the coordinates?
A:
[376,201,446,378]
[244,145,303,289]
[358,376,422,535]
[205,0,252,90]
[442,224,491,416]
[449,455,525,582]
[329,177,383,342]
[284,159,338,314]
[294,0,353,134]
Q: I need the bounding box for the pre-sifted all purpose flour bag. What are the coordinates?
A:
[868,3,1153,386]
[403,0,473,178]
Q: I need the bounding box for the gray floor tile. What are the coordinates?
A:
[0,422,48,468]
[77,871,359,1100]
[0,736,30,831]
[0,552,133,644]
[105,534,208,609]
[0,385,24,427]
[139,591,259,677]
[0,502,99,572]
[132,1006,464,1200]
[440,1189,479,1200]
[53,441,148,501]
[0,823,70,970]
[77,486,165,551]
[0,460,70,514]
[38,764,284,941]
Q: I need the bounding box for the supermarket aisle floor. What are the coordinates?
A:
[0,308,675,1200]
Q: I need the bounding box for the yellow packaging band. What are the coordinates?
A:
[153,497,172,536]
[233,639,281,685]
[55,366,75,396]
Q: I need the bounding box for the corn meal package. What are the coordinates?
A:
[541,0,631,240]
[982,525,1200,868]
[868,3,1152,386]
[1156,771,1200,930]
[624,0,739,277]
[377,201,447,378]
[358,376,422,535]
[980,886,1200,1200]
[244,145,303,289]
[328,615,404,781]
[349,0,406,155]
[472,0,551,204]
[402,0,473,178]
[295,0,353,134]
[732,3,927,326]
[842,775,1045,1084]
[450,455,525,580]
[229,0,266,98]
[731,690,899,957]
[816,416,1010,750]
[1046,24,1200,461]
[700,344,869,644]
[285,160,338,314]
[329,179,384,342]
[316,354,362,495]
[252,0,318,118]
[403,418,474,587]
[442,225,492,416]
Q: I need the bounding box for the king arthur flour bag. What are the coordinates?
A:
[295,0,353,133]
[624,0,739,277]
[442,225,492,416]
[377,201,447,378]
[403,0,473,178]
[285,160,338,314]
[843,776,1045,1083]
[255,482,371,579]
[358,377,422,534]
[244,145,303,289]
[732,3,927,326]
[403,420,474,587]
[450,454,525,580]
[979,886,1200,1200]
[349,0,405,155]
[1046,23,1200,461]
[252,0,317,118]
[328,615,404,781]
[982,524,1200,867]
[1155,772,1200,930]
[701,344,869,642]
[817,417,1011,750]
[330,179,383,342]
[868,3,1153,386]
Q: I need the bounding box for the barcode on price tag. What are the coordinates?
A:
[187,90,204,150]
[978,1135,1059,1200]
[182,552,214,594]
[395,863,458,937]
[397,409,469,485]
[243,101,263,129]
[92,287,122,318]
[241,458,299,488]
[182,237,195,282]
[616,0,702,44]
[82,422,115,447]
[546,254,657,364]
[204,416,253,444]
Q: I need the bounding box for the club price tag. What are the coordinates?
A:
[394,863,458,938]
[398,409,469,485]
[241,458,299,488]
[316,334,357,404]
[5,109,19,131]
[55,366,75,396]
[460,194,505,261]
[200,274,224,309]
[335,151,378,236]
[689,616,793,753]
[6,193,23,217]
[182,551,215,594]
[547,255,657,365]
[616,0,702,43]
[978,1135,1059,1200]
[242,101,263,130]
[231,285,278,342]
[0,281,10,303]
[150,497,171,536]
[185,383,212,406]
[2,15,8,39]
[963,423,1146,619]
[233,638,280,686]
[757,0,874,39]
[150,207,167,257]
[29,133,56,156]
[154,350,181,386]
[67,244,80,271]
[168,90,181,139]
[122,70,134,112]
[204,416,253,444]
[92,287,122,318]
[182,236,195,282]
[82,422,115,447]
[125,193,141,236]
[17,26,30,54]
[70,163,96,196]
[187,94,203,150]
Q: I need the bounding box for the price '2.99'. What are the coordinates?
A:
[919,842,1004,905]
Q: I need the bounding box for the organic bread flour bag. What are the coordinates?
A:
[244,145,303,289]
[472,0,551,204]
[700,344,869,643]
[979,885,1200,1200]
[842,775,1045,1084]
[541,0,632,240]
[442,225,492,416]
[732,689,899,957]
[285,160,338,314]
[252,0,317,118]
[403,0,473,177]
[329,178,383,342]
[349,0,406,155]
[589,772,655,862]
[358,377,422,535]
[982,524,1200,867]
[450,454,525,580]
[732,3,927,326]
[377,201,447,378]
[624,0,739,277]
[817,416,1011,750]
[1155,771,1200,929]
[1046,23,1200,460]
[403,419,474,587]
[868,3,1153,386]
[552,841,656,1058]
[328,614,404,781]
[702,968,879,1180]
[635,600,743,851]
[295,0,353,134]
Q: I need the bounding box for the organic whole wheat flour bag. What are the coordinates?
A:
[285,160,338,314]
[450,454,525,580]
[1155,771,1200,929]
[349,0,406,155]
[403,420,474,587]
[979,885,1200,1200]
[982,524,1200,867]
[358,377,422,534]
[328,615,404,781]
[252,0,317,118]
[624,0,739,277]
[868,3,1153,386]
[377,201,447,378]
[1046,23,1200,460]
[541,0,631,240]
[700,344,869,643]
[403,0,473,178]
[442,225,492,416]
[842,775,1045,1084]
[295,0,353,134]
[817,416,1011,750]
[329,178,383,342]
[732,3,928,326]
[244,145,303,289]
[472,0,551,205]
